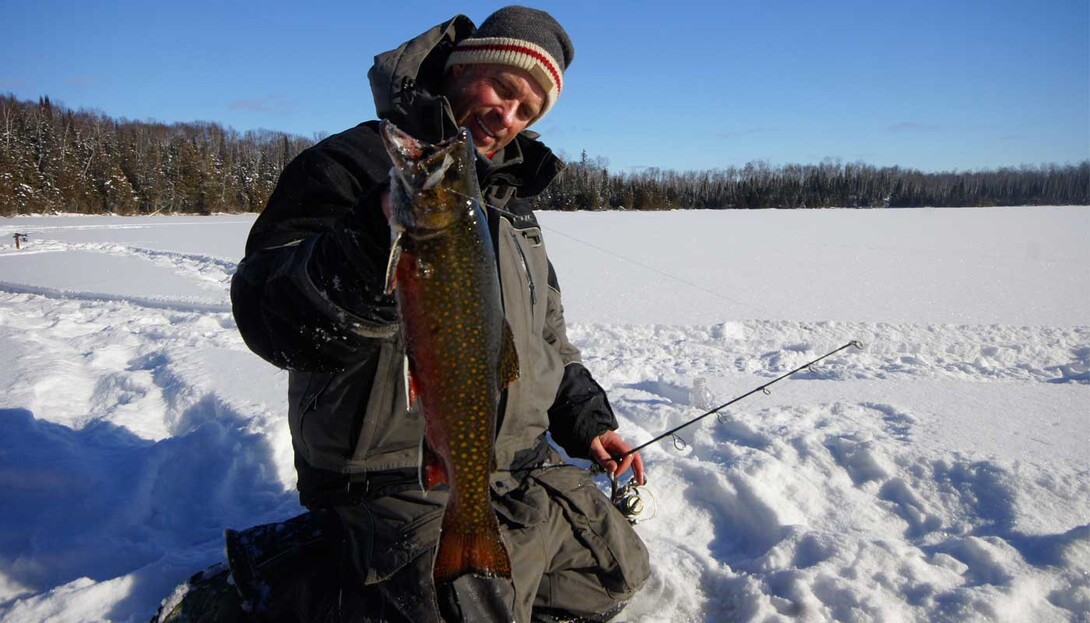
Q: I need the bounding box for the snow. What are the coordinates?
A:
[0,207,1087,622]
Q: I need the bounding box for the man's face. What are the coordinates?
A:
[445,63,548,156]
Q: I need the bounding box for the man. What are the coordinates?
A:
[225,7,649,622]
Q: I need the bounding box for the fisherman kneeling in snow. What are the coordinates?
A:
[158,6,649,623]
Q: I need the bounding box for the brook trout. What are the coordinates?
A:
[380,119,517,586]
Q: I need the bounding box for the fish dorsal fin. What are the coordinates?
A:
[498,321,520,388]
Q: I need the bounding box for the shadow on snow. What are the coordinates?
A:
[0,402,295,619]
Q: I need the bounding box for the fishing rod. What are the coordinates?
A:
[603,341,864,523]
[618,340,864,461]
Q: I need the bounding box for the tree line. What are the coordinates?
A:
[1,94,311,216]
[1,94,1086,216]
[532,152,1088,211]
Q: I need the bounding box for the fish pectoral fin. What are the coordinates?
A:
[420,438,448,492]
[498,321,520,388]
[384,231,404,295]
[402,355,419,410]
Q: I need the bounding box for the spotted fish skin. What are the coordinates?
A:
[380,119,517,586]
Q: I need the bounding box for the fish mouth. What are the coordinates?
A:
[381,120,479,234]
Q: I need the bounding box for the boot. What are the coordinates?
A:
[152,564,248,623]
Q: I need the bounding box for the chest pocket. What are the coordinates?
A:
[510,228,538,310]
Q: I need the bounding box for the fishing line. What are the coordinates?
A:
[503,205,765,313]
[533,225,767,313]
[449,188,769,313]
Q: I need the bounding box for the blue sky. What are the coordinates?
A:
[2,0,1086,173]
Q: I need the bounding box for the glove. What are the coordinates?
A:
[436,573,516,623]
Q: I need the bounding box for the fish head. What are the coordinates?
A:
[380,120,482,235]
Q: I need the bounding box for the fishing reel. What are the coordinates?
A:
[609,476,656,525]
[589,458,657,524]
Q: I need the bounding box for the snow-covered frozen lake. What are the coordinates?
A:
[0,206,1087,622]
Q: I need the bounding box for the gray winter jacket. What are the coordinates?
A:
[230,15,618,507]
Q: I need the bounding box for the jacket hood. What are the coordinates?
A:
[367,14,563,196]
[368,15,474,144]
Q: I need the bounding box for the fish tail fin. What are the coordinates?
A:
[433,514,512,585]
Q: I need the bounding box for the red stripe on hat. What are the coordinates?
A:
[455,43,563,94]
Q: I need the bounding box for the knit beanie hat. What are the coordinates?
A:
[444,6,574,122]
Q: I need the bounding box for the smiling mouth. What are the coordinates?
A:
[474,115,498,140]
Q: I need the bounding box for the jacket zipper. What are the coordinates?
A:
[510,230,536,310]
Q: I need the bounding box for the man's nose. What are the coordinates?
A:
[497,101,519,127]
